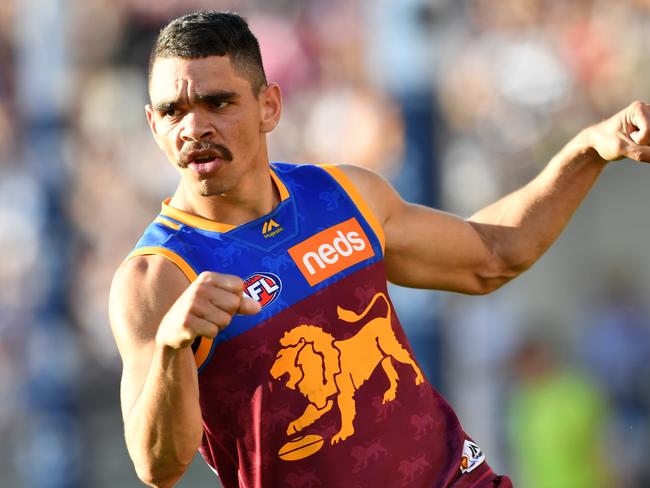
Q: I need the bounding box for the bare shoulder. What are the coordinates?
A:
[329,163,403,226]
[109,255,191,356]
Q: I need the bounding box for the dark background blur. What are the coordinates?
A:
[2,1,650,487]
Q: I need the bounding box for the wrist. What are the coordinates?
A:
[153,335,184,363]
[155,315,195,350]
[151,341,199,378]
[572,127,610,166]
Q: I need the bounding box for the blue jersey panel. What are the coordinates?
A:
[129,163,384,366]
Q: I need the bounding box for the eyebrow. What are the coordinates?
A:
[154,101,176,113]
[154,91,238,113]
[196,91,238,105]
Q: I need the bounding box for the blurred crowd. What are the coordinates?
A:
[1,0,650,486]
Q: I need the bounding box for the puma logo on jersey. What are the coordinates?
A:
[288,218,374,286]
[262,219,284,238]
[242,272,282,308]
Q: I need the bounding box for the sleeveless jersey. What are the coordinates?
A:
[128,163,504,488]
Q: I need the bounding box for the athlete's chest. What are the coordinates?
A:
[172,168,380,365]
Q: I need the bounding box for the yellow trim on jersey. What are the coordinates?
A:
[154,216,181,231]
[270,167,290,201]
[161,199,236,233]
[127,246,198,281]
[193,336,213,372]
[159,167,289,233]
[320,165,386,252]
[125,246,212,370]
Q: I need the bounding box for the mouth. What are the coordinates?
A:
[187,157,223,176]
[193,153,217,164]
[185,148,218,165]
[182,147,229,176]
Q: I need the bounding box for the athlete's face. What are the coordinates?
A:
[146,55,281,196]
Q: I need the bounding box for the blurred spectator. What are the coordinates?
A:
[578,271,650,487]
[507,335,611,488]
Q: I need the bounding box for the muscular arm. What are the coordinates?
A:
[343,101,650,295]
[109,257,259,487]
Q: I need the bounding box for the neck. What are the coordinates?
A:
[170,162,279,227]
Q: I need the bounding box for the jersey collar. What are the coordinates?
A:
[160,166,290,233]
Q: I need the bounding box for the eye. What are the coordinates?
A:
[211,101,230,111]
[162,107,182,118]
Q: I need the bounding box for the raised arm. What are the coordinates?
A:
[343,101,650,295]
[109,256,259,487]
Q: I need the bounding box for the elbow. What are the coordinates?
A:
[124,414,202,487]
[468,227,539,295]
[472,257,531,295]
[128,440,194,488]
[134,459,190,488]
[471,276,510,295]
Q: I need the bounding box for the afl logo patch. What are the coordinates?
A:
[242,272,282,309]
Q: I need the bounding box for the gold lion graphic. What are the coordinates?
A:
[270,292,424,445]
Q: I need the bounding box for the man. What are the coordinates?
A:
[109,10,650,488]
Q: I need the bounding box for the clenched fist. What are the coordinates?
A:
[156,271,261,349]
[586,101,650,163]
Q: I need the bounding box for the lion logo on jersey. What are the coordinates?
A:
[270,292,424,446]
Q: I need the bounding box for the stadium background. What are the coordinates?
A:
[1,0,650,486]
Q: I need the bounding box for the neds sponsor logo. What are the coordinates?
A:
[288,218,375,286]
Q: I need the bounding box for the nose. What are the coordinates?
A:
[179,110,215,142]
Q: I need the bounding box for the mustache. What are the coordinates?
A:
[178,141,234,167]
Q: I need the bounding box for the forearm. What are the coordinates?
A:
[470,129,606,274]
[368,101,650,294]
[124,345,203,487]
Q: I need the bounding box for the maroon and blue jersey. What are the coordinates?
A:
[128,163,508,488]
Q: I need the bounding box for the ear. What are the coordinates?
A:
[145,104,164,150]
[259,82,282,133]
